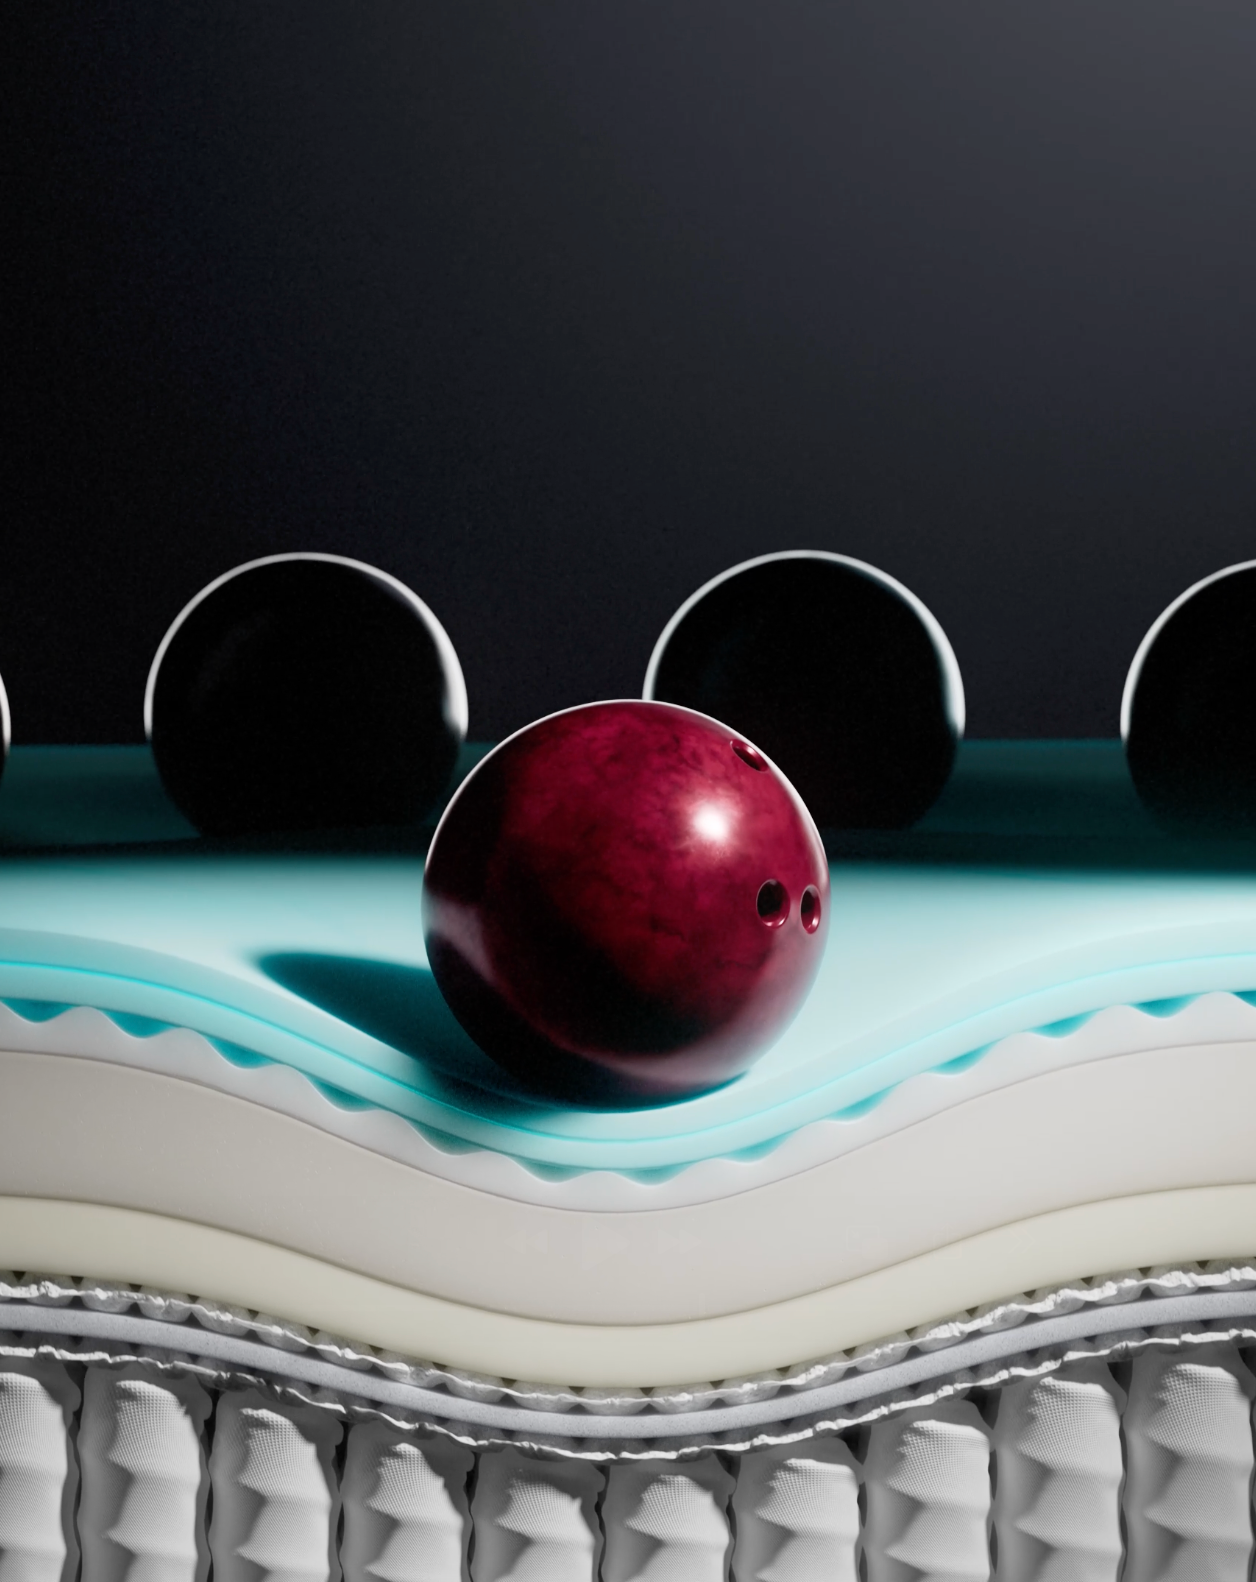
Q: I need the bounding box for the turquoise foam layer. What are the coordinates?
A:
[3,847,1256,1169]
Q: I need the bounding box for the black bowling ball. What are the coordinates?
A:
[147,554,466,835]
[1124,561,1256,833]
[645,552,963,829]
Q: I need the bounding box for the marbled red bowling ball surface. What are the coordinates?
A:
[422,700,829,1104]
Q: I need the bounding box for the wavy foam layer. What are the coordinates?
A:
[4,854,1256,1170]
[5,991,1256,1205]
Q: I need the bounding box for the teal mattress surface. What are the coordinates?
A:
[2,741,1256,1172]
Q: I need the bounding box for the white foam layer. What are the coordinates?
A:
[863,1401,992,1582]
[0,1362,78,1582]
[1123,1350,1255,1582]
[469,1449,603,1581]
[8,991,1256,1209]
[601,1456,733,1582]
[208,1390,342,1582]
[731,1439,861,1582]
[341,1422,473,1582]
[77,1365,210,1582]
[991,1365,1124,1582]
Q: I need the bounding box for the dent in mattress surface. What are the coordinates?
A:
[10,743,1256,1176]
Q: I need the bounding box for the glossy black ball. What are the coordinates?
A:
[1125,563,1256,833]
[148,555,465,835]
[645,553,962,829]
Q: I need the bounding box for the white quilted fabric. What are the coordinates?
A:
[992,1364,1124,1582]
[601,1455,733,1582]
[1123,1349,1255,1582]
[469,1448,602,1582]
[863,1399,992,1582]
[732,1437,861,1582]
[0,1363,79,1582]
[208,1389,342,1582]
[77,1365,210,1582]
[341,1422,473,1582]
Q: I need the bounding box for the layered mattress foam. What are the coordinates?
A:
[6,825,1256,1175]
[4,742,1256,1385]
[6,1017,1256,1381]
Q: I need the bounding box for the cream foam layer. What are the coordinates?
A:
[2,991,1255,1209]
[6,1188,1256,1386]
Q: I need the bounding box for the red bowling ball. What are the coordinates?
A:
[422,700,829,1103]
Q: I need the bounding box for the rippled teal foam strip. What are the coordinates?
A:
[5,968,1256,1178]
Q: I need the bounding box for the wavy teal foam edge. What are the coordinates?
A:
[5,985,1256,1182]
[0,957,561,1159]
[0,995,495,1165]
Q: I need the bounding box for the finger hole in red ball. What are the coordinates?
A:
[732,740,768,771]
[757,879,789,926]
[800,885,822,933]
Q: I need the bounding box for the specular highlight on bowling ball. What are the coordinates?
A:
[422,700,829,1104]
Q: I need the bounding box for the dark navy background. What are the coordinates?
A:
[5,2,1256,743]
